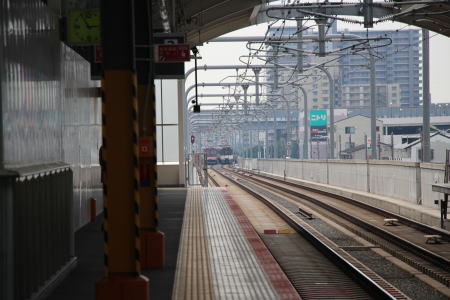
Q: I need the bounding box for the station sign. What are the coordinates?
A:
[310,110,328,141]
[153,33,188,79]
[154,44,190,62]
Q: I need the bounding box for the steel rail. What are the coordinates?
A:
[215,168,398,300]
[233,167,450,284]
[244,167,450,241]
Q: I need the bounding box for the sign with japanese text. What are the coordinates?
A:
[310,109,327,126]
[154,44,190,62]
[311,126,328,141]
[310,110,328,141]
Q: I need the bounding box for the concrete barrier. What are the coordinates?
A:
[420,163,446,208]
[328,160,368,192]
[368,160,419,204]
[238,157,446,210]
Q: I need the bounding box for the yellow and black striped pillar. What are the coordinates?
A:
[137,84,165,269]
[134,0,165,269]
[96,1,149,299]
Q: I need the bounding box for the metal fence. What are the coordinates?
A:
[185,153,208,186]
[1,164,75,300]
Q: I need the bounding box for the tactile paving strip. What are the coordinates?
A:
[203,187,278,300]
[173,187,299,300]
[172,187,214,300]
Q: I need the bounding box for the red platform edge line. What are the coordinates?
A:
[220,187,302,300]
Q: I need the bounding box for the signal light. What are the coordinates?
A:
[191,135,196,144]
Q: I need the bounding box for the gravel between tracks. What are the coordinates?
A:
[238,177,449,300]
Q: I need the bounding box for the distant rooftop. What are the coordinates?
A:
[347,103,450,119]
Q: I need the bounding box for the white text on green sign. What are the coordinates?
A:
[310,110,327,126]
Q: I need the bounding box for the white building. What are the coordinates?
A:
[333,114,383,157]
[396,132,450,162]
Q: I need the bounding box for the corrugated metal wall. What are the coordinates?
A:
[0,1,103,299]
[60,45,102,230]
[0,0,102,230]
[0,175,15,300]
[13,166,73,300]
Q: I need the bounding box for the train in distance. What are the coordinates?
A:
[203,146,234,165]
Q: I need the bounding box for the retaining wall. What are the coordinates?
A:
[238,158,446,208]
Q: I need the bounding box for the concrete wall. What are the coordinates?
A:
[239,158,446,209]
[368,160,419,204]
[420,163,446,207]
[328,160,368,191]
[158,163,183,187]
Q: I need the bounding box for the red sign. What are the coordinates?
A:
[94,45,102,63]
[139,136,152,158]
[155,44,190,62]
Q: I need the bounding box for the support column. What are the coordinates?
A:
[96,1,149,299]
[299,86,308,159]
[422,29,431,162]
[317,66,334,158]
[369,50,377,159]
[242,84,249,115]
[134,0,165,269]
[253,68,261,105]
[137,84,165,269]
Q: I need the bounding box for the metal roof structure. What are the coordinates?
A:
[168,1,450,44]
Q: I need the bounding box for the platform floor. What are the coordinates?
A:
[172,187,300,300]
[45,188,187,300]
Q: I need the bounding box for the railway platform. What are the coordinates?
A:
[173,186,299,300]
[43,186,300,300]
[45,188,187,300]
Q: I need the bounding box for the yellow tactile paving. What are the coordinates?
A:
[172,186,282,300]
[172,187,214,300]
[209,170,293,234]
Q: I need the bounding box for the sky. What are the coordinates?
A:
[185,19,450,105]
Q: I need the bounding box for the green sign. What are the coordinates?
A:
[67,10,101,45]
[310,109,327,126]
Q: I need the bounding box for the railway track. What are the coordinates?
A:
[209,168,408,300]
[224,166,450,289]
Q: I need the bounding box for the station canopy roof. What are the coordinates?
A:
[168,0,450,44]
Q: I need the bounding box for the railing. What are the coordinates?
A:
[186,154,207,186]
[1,164,76,300]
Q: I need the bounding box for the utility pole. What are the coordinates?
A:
[422,29,431,162]
[253,67,261,105]
[369,49,377,159]
[339,135,341,159]
[317,66,335,159]
[299,86,308,159]
[391,132,394,160]
[317,141,320,159]
[377,133,381,160]
[364,134,368,160]
[242,84,249,115]
[297,19,309,159]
